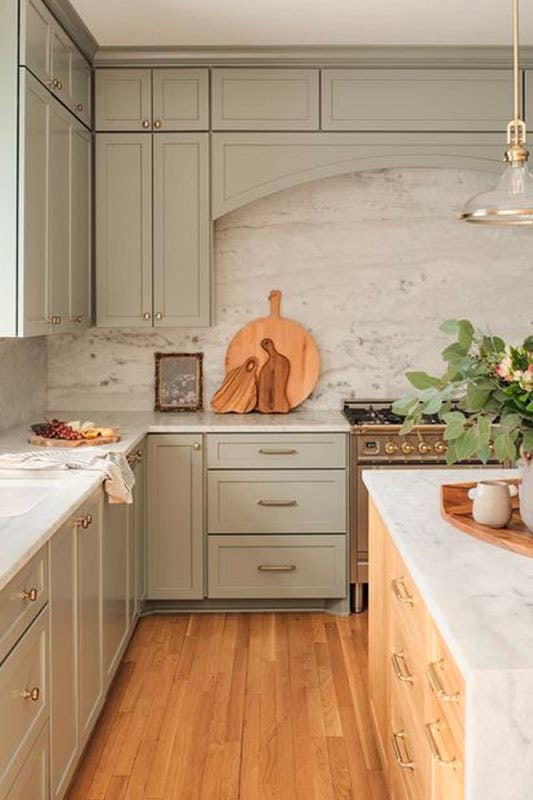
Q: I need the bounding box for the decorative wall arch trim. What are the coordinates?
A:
[212,132,505,218]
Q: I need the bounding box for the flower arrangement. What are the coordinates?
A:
[392,320,533,465]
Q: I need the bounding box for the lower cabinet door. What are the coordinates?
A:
[147,434,204,599]
[208,535,346,599]
[5,722,49,800]
[133,448,146,615]
[49,522,78,800]
[78,491,104,747]
[103,502,131,686]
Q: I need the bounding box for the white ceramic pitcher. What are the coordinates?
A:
[467,480,518,528]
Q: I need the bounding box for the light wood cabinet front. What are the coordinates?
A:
[147,434,204,600]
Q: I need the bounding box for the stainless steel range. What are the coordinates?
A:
[343,400,500,612]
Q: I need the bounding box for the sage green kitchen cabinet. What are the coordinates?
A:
[212,68,320,130]
[96,133,152,327]
[49,520,77,800]
[95,68,208,131]
[70,49,92,128]
[153,133,210,326]
[321,69,516,131]
[77,491,104,749]
[130,446,146,616]
[4,722,49,800]
[20,0,52,88]
[96,132,210,328]
[69,124,92,329]
[102,502,131,687]
[48,96,70,329]
[147,434,204,600]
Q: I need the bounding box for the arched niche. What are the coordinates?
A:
[211,132,505,219]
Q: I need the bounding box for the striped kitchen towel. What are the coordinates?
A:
[0,450,135,503]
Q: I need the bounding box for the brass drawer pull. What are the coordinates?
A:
[391,651,413,684]
[391,576,414,605]
[257,448,298,455]
[427,660,460,703]
[391,730,415,770]
[257,564,296,572]
[257,499,298,507]
[18,587,38,602]
[22,687,40,702]
[424,720,457,768]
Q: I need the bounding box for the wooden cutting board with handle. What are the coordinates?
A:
[211,357,258,413]
[256,338,291,414]
[225,290,320,409]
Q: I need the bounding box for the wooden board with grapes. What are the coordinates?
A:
[28,419,120,447]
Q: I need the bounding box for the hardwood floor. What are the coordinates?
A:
[67,612,388,800]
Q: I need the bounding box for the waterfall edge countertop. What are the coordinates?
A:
[0,409,349,592]
[363,468,533,800]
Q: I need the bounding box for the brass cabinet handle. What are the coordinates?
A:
[22,687,40,702]
[427,660,460,703]
[142,312,151,320]
[153,119,162,128]
[257,499,297,507]
[391,651,414,684]
[258,448,298,455]
[257,564,296,572]
[391,731,415,770]
[391,577,414,605]
[18,587,38,602]
[193,442,202,451]
[155,311,163,320]
[142,119,151,129]
[424,720,457,768]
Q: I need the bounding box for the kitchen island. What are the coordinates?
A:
[364,468,533,800]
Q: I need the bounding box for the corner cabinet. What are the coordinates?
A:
[147,434,204,599]
[96,133,210,328]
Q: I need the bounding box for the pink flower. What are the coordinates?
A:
[496,352,514,381]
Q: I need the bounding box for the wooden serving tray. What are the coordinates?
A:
[28,433,120,448]
[440,479,533,558]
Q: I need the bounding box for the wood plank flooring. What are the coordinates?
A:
[67,612,387,800]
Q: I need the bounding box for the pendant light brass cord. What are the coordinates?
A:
[513,0,520,131]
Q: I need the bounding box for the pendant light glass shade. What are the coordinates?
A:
[461,0,533,225]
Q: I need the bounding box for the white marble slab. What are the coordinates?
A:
[364,468,533,800]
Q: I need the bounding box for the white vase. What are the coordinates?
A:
[519,455,533,533]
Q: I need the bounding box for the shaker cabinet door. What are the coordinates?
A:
[153,133,210,327]
[102,503,131,688]
[152,68,209,130]
[49,24,73,106]
[20,0,52,87]
[95,69,152,131]
[96,134,153,326]
[69,126,92,329]
[48,100,71,327]
[71,49,92,127]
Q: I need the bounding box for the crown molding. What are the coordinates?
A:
[44,0,98,61]
[93,44,533,69]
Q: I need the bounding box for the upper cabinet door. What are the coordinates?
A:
[50,24,73,105]
[48,99,71,327]
[153,134,210,327]
[70,125,92,329]
[20,0,52,87]
[152,68,209,130]
[212,68,320,130]
[71,49,92,127]
[96,134,153,326]
[95,69,152,131]
[321,69,516,131]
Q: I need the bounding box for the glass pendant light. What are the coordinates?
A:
[461,0,533,225]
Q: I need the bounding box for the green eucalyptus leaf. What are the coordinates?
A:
[422,395,442,415]
[494,432,518,463]
[440,319,460,335]
[455,428,478,461]
[523,335,533,352]
[405,372,442,391]
[500,412,522,432]
[522,429,533,455]
[445,440,458,465]
[458,319,474,351]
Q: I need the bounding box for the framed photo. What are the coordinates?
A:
[154,353,203,412]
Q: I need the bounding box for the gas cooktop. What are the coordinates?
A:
[342,401,443,428]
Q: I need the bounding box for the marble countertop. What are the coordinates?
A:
[0,409,348,592]
[364,468,533,800]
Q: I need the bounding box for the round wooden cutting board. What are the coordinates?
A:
[225,290,320,409]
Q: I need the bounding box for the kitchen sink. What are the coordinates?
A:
[0,474,63,518]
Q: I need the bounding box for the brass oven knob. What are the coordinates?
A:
[385,442,398,455]
[401,441,416,455]
[434,441,447,455]
[418,441,431,455]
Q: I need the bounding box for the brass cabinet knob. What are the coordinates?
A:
[81,513,92,529]
[73,315,83,323]
[22,687,40,702]
[434,441,447,455]
[74,103,84,112]
[155,312,163,320]
[18,587,38,602]
[193,442,201,451]
[127,454,137,465]
[53,79,63,90]
[401,441,416,455]
[153,120,162,129]
[142,312,151,320]
[136,449,143,459]
[142,119,151,129]
[418,441,431,455]
[385,442,398,455]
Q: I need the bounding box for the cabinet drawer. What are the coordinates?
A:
[0,547,48,665]
[391,680,429,800]
[208,535,346,598]
[212,69,319,130]
[207,433,346,469]
[5,722,48,800]
[425,692,464,800]
[208,469,346,534]
[427,621,465,751]
[0,609,49,797]
[390,545,427,660]
[390,609,425,725]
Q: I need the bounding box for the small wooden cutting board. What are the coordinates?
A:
[28,434,121,448]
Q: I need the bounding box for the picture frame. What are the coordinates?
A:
[154,353,203,412]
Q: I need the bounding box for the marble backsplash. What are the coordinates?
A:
[47,168,533,411]
[0,338,47,430]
